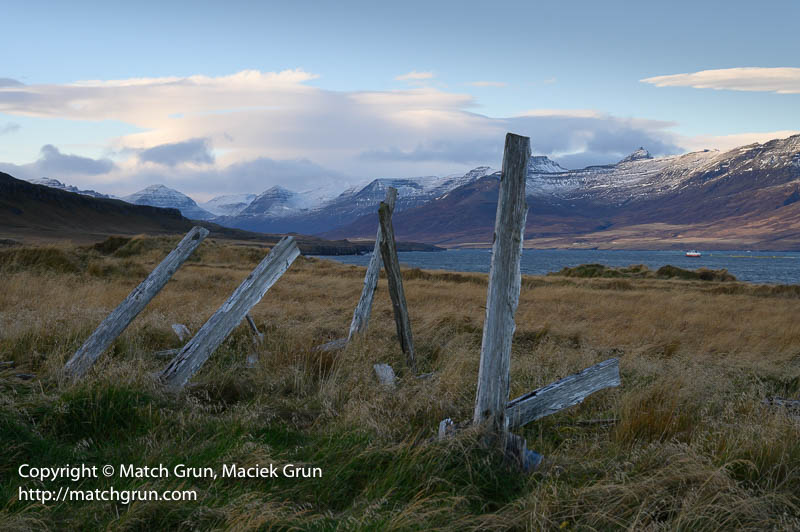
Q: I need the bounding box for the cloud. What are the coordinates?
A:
[0,144,115,180]
[0,78,23,87]
[0,122,20,135]
[641,67,800,94]
[0,68,768,196]
[138,138,214,166]
[677,130,800,153]
[395,71,434,81]
[467,81,507,88]
[38,145,115,175]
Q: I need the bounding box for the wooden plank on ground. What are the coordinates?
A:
[506,358,620,430]
[472,133,530,432]
[347,187,398,341]
[378,200,416,372]
[159,236,300,389]
[64,226,209,378]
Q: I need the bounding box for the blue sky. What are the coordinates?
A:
[1,0,799,200]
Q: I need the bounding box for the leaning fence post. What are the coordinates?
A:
[347,187,398,341]
[378,199,416,372]
[472,133,530,434]
[160,236,300,389]
[64,226,209,378]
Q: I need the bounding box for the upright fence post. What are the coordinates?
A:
[64,226,209,378]
[378,199,416,372]
[160,236,300,389]
[472,133,530,434]
[347,187,398,341]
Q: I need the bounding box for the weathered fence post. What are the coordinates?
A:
[160,236,300,389]
[472,133,530,434]
[378,200,416,372]
[347,187,398,341]
[506,358,621,430]
[64,226,209,378]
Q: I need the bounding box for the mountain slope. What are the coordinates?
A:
[201,193,256,216]
[123,184,215,220]
[325,135,800,250]
[27,177,111,199]
[0,171,439,253]
[217,167,496,234]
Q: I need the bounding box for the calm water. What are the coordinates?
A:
[315,249,800,285]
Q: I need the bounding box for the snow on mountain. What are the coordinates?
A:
[524,136,800,206]
[27,177,111,199]
[201,193,257,216]
[619,147,653,163]
[529,156,568,173]
[217,166,496,234]
[122,184,215,220]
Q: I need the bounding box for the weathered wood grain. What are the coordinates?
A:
[160,236,300,389]
[378,200,416,372]
[64,226,209,378]
[506,358,620,430]
[472,133,530,431]
[373,363,396,386]
[347,187,398,341]
[172,324,191,342]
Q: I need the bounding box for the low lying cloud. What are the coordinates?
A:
[641,67,800,94]
[138,138,214,166]
[0,144,115,180]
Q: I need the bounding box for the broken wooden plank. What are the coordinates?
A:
[172,323,191,342]
[504,432,543,472]
[472,133,530,432]
[378,201,416,372]
[159,236,300,389]
[347,187,398,341]
[373,363,396,386]
[64,226,209,378]
[245,314,264,343]
[506,358,620,430]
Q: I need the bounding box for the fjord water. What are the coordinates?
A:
[318,249,800,285]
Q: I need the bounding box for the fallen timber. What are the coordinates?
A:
[160,236,300,389]
[64,226,209,378]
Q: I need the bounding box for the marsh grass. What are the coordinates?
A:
[1,237,799,530]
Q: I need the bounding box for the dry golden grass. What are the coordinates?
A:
[1,236,799,530]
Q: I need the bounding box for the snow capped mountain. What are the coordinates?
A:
[201,193,256,216]
[619,147,653,163]
[524,147,725,202]
[324,135,800,248]
[27,177,111,199]
[122,184,215,220]
[217,166,496,234]
[240,186,303,217]
[529,156,567,173]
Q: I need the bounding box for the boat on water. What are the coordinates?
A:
[685,250,702,257]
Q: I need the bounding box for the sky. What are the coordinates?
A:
[1,0,799,202]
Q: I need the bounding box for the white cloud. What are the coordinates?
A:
[676,130,800,153]
[3,69,786,196]
[641,67,800,94]
[468,81,507,87]
[395,70,434,81]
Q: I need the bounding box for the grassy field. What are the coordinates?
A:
[1,236,799,530]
